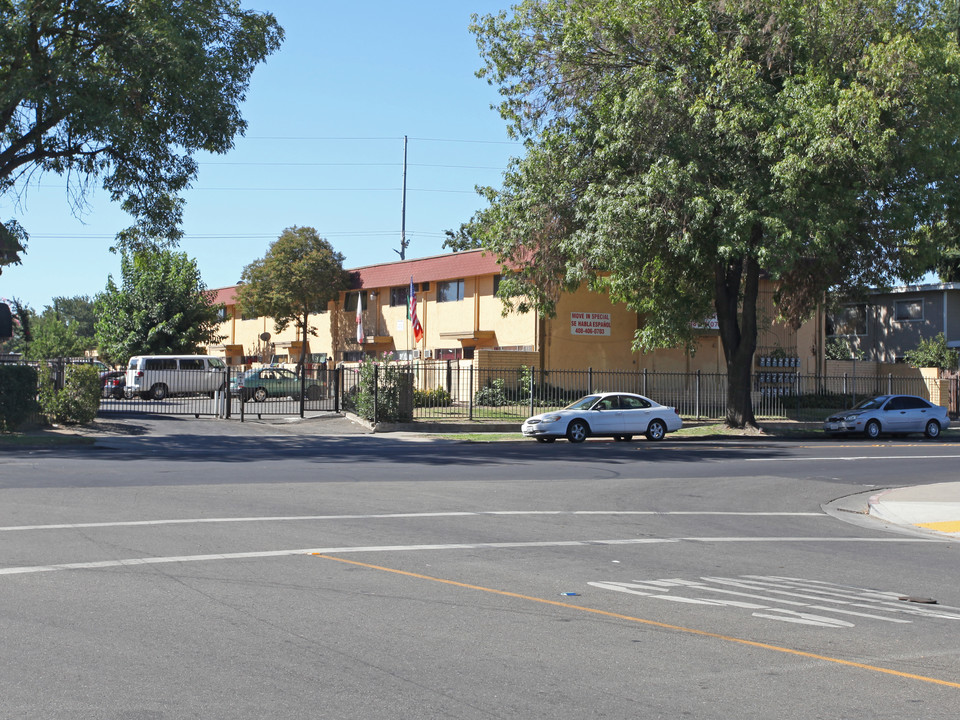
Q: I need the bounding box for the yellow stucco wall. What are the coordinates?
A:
[207,274,825,375]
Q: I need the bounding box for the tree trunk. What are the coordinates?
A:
[714,249,760,429]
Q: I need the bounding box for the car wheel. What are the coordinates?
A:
[864,419,881,439]
[924,420,941,439]
[566,419,589,443]
[645,419,667,441]
[150,383,168,401]
[253,387,268,402]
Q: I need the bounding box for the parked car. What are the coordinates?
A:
[230,367,324,402]
[521,392,683,443]
[125,355,227,400]
[100,370,126,399]
[823,394,951,439]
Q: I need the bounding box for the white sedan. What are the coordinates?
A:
[521,392,683,443]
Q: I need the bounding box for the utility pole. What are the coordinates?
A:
[396,135,409,261]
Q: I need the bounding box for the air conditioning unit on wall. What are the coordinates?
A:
[411,349,420,359]
[422,349,433,359]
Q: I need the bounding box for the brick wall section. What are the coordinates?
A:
[475,350,539,395]
[825,360,947,407]
[476,350,540,370]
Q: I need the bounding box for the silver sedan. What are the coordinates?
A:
[823,394,951,439]
[521,392,683,443]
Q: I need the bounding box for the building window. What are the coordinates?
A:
[437,279,465,303]
[493,274,501,296]
[826,304,867,336]
[434,347,462,360]
[216,307,229,322]
[343,292,367,312]
[390,286,409,307]
[895,299,923,322]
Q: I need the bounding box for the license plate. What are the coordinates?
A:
[827,422,838,431]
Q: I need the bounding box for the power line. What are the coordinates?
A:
[198,161,506,170]
[244,135,520,145]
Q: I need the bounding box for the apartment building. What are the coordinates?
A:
[207,249,823,374]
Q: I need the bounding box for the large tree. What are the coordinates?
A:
[469,0,960,427]
[22,299,93,360]
[0,0,283,260]
[238,227,349,373]
[94,249,223,365]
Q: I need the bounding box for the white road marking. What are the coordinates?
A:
[0,537,940,577]
[589,575,960,628]
[742,454,960,462]
[0,510,825,533]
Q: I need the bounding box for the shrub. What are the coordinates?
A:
[414,386,452,408]
[904,333,958,371]
[475,378,511,406]
[38,363,101,425]
[0,365,40,431]
[351,356,413,423]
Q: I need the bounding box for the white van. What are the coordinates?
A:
[125,355,227,400]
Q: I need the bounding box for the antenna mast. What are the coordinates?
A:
[397,135,409,260]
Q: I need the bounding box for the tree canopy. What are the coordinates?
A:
[468,0,960,427]
[238,227,349,371]
[18,295,97,360]
[94,249,223,366]
[0,0,283,261]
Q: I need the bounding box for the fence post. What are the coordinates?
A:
[300,365,306,418]
[335,366,340,413]
[225,367,231,419]
[468,364,474,421]
[887,373,892,395]
[695,370,701,421]
[373,363,379,425]
[529,366,535,417]
[642,368,647,396]
[796,372,801,420]
[588,367,593,394]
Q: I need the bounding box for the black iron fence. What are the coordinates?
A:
[10,358,953,426]
[348,363,951,424]
[97,367,340,419]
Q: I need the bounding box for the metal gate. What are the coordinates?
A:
[98,367,340,419]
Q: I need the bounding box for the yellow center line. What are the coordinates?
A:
[312,553,960,690]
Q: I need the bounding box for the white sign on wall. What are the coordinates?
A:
[570,312,611,336]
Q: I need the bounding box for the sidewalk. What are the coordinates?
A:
[867,483,960,538]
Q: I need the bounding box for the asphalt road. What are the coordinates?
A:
[1,418,958,719]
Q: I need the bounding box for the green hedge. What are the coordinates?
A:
[38,363,101,425]
[0,365,40,431]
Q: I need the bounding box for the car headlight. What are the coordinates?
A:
[842,413,862,422]
[542,414,562,423]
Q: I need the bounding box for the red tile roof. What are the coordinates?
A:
[349,249,503,289]
[210,286,238,305]
[210,249,505,304]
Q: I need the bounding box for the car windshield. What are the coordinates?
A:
[564,395,601,411]
[851,396,888,411]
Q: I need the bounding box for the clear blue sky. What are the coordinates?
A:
[0,1,521,311]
